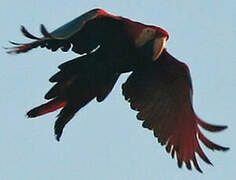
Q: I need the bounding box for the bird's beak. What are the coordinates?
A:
[152,36,167,61]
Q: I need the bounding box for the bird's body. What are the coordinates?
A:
[7,8,228,172]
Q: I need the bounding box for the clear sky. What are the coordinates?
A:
[1,0,235,179]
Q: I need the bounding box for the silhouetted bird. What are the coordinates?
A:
[7,8,229,172]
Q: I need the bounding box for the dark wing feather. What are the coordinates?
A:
[7,8,121,54]
[27,50,120,141]
[122,49,229,172]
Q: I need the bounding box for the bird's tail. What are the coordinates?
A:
[27,52,120,140]
[27,98,67,118]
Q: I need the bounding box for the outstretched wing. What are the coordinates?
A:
[27,50,120,141]
[122,49,229,172]
[6,8,121,54]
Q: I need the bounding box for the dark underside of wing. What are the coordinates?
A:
[122,49,229,172]
[27,50,120,141]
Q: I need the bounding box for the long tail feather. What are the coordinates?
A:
[27,98,66,118]
[8,41,24,45]
[6,44,35,54]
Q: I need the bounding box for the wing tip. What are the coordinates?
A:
[26,109,38,118]
[197,118,228,132]
[20,25,40,40]
[55,134,61,141]
[40,24,54,38]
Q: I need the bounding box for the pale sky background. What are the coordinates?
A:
[0,0,235,180]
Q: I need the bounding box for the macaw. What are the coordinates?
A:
[7,8,229,172]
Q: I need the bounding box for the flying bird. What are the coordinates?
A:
[7,8,229,172]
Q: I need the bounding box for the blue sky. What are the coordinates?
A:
[1,0,235,179]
